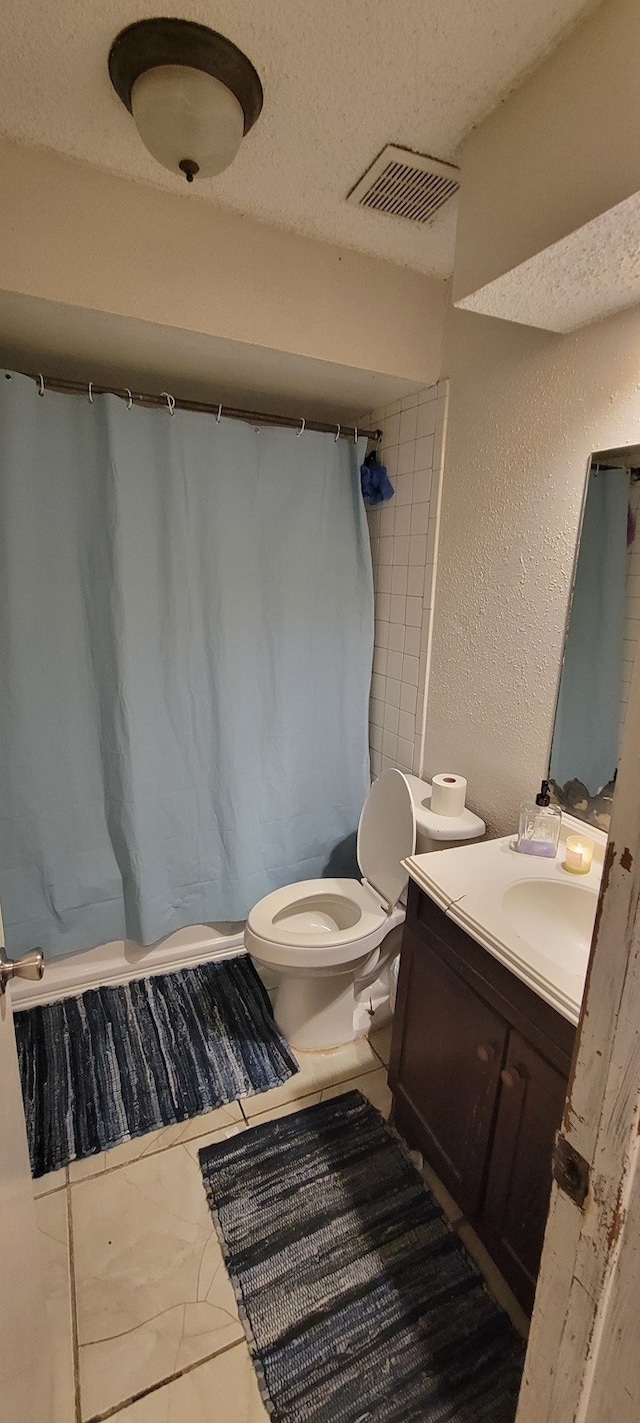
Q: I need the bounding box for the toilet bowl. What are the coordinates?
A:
[246,768,485,1052]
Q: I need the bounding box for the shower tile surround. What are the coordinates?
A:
[34,1027,525,1422]
[364,382,448,780]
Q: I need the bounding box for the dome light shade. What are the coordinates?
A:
[109,19,263,183]
[131,66,245,179]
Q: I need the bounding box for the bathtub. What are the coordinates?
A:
[11,921,245,1009]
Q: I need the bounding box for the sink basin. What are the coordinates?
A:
[501,879,598,971]
[404,816,606,1023]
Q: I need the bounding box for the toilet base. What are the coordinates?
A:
[274,970,358,1052]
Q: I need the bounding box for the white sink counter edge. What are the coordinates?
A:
[403,814,607,1027]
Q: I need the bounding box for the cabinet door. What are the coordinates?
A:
[481,1030,569,1314]
[391,928,508,1218]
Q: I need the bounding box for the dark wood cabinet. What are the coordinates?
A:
[480,1031,570,1309]
[389,880,576,1315]
[396,926,508,1218]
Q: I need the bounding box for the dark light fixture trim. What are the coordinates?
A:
[108,18,263,135]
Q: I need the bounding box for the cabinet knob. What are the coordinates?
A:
[476,1043,496,1064]
[501,1066,523,1090]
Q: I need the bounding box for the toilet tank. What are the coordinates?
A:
[403,774,485,855]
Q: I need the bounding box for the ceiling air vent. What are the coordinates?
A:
[347,145,460,225]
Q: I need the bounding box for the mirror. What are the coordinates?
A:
[549,446,640,831]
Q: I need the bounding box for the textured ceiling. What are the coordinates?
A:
[0,0,594,277]
[456,191,640,332]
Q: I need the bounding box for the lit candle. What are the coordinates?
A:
[563,834,594,875]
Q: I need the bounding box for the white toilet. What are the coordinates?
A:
[245,769,485,1052]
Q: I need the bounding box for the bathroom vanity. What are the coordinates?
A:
[389,823,603,1315]
[390,880,575,1313]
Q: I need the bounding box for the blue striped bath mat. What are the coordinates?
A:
[16,955,298,1178]
[200,1091,524,1423]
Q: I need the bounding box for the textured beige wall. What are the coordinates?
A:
[0,135,445,384]
[424,301,640,835]
[453,0,640,303]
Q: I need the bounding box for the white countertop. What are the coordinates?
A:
[403,814,606,1026]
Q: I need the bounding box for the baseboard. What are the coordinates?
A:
[12,923,246,1010]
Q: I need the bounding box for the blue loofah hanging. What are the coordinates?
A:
[360,450,394,506]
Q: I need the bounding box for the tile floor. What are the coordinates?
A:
[34,1022,526,1423]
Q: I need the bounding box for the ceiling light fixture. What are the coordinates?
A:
[109,18,263,183]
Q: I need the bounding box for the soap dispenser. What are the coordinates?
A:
[516,780,561,857]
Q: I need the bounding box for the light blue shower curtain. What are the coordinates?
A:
[550,467,629,793]
[0,371,373,958]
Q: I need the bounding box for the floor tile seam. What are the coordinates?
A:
[33,1179,67,1198]
[48,1055,385,1185]
[66,1115,245,1186]
[66,1183,83,1423]
[246,1076,369,1122]
[242,1055,384,1119]
[64,1059,385,1182]
[81,1336,247,1422]
[250,1079,393,1128]
[347,1051,381,1078]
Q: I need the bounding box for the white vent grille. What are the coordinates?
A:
[347,145,460,225]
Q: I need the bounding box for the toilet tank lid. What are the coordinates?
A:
[403,774,486,841]
[357,769,416,909]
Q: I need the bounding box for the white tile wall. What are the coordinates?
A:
[620,478,640,753]
[363,381,448,779]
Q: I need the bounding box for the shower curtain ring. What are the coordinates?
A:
[37,373,45,397]
[334,424,340,442]
[88,382,94,404]
[297,417,306,437]
[125,388,133,411]
[353,427,358,444]
[216,403,222,423]
[161,391,176,416]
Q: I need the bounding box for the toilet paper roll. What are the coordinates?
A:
[431,773,467,818]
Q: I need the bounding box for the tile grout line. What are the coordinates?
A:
[39,1048,387,1190]
[66,1176,83,1423]
[242,1056,385,1122]
[83,1336,247,1422]
[34,1182,67,1198]
[65,1114,247,1186]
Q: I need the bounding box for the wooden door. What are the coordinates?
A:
[481,1031,568,1313]
[391,927,508,1217]
[516,604,640,1419]
[0,909,52,1423]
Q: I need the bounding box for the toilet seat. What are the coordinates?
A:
[245,770,416,970]
[245,877,390,968]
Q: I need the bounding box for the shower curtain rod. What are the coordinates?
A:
[20,371,382,443]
